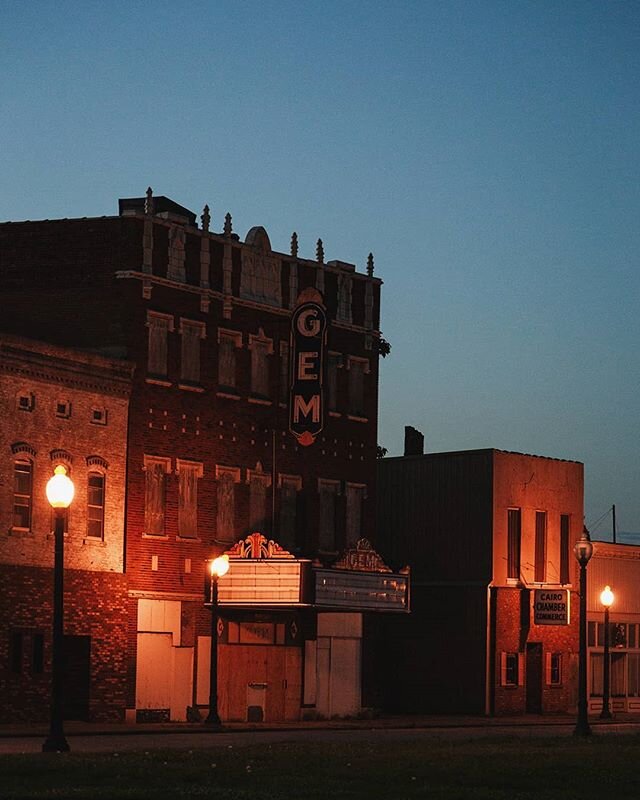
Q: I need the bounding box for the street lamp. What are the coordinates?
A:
[573,526,593,737]
[43,465,75,753]
[205,555,229,726]
[600,585,614,720]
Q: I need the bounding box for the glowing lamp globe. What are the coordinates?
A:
[210,554,230,578]
[600,585,614,609]
[46,465,75,509]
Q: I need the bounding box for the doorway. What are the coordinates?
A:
[526,642,543,714]
[63,635,91,720]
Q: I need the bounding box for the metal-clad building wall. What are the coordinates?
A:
[589,543,640,616]
[376,449,494,582]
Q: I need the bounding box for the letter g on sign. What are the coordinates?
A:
[296,308,321,337]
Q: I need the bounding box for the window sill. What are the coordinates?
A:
[248,396,272,406]
[9,527,32,537]
[346,414,368,423]
[216,390,240,400]
[146,377,172,387]
[142,533,169,540]
[176,535,200,542]
[329,411,341,418]
[82,537,107,547]
[178,383,205,393]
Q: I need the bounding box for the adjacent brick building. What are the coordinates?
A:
[0,334,133,721]
[0,192,407,723]
[376,431,583,715]
[587,541,640,714]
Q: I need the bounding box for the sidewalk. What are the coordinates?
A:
[2,712,640,739]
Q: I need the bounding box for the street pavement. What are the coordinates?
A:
[1,715,639,755]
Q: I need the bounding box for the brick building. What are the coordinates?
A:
[0,191,407,723]
[587,541,640,714]
[376,431,583,715]
[0,334,133,721]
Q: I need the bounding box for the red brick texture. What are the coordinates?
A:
[0,565,128,722]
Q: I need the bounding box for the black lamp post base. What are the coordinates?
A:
[573,722,592,737]
[203,713,222,727]
[599,709,613,720]
[42,734,70,752]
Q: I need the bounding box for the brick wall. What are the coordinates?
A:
[0,565,128,722]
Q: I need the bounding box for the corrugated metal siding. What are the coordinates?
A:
[376,450,494,582]
[589,546,640,616]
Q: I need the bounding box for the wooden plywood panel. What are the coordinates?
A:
[316,638,331,718]
[303,640,317,706]
[136,633,172,709]
[171,647,193,721]
[330,638,361,716]
[266,648,285,721]
[285,647,303,721]
[196,636,210,706]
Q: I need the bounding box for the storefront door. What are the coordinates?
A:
[526,642,543,713]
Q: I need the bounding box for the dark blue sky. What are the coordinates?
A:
[2,1,638,535]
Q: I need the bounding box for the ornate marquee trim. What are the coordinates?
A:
[226,532,295,560]
[332,538,393,573]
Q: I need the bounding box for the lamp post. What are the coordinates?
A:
[43,465,75,753]
[573,526,593,737]
[600,585,614,720]
[205,555,229,726]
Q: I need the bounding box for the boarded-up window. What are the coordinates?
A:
[144,457,170,536]
[249,335,272,397]
[278,475,301,550]
[560,514,570,584]
[327,353,341,412]
[318,480,339,551]
[279,342,289,403]
[247,463,270,533]
[180,319,205,383]
[147,312,173,377]
[178,461,203,538]
[535,511,547,582]
[216,468,239,542]
[345,483,365,545]
[348,359,367,417]
[507,509,521,580]
[218,331,240,389]
[337,273,352,323]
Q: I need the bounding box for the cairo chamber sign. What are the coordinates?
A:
[533,589,570,626]
[289,290,327,447]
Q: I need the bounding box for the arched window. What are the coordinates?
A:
[87,472,105,539]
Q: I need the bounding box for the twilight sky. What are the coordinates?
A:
[1,1,639,536]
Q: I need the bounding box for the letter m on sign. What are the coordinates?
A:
[293,394,320,424]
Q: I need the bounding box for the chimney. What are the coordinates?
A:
[404,426,424,456]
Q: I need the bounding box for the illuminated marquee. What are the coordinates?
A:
[289,290,327,447]
[315,539,410,612]
[215,533,311,607]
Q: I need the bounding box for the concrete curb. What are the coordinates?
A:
[2,714,639,739]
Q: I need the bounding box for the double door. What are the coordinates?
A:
[218,644,301,722]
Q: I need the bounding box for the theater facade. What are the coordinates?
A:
[0,191,408,723]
